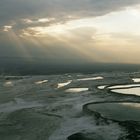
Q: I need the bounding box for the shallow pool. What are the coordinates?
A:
[87,102,140,121]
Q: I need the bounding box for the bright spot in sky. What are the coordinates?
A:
[38,18,55,23]
[3,26,12,32]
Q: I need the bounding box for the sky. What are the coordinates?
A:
[1,0,140,64]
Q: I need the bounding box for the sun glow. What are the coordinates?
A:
[3,26,12,32]
[2,4,140,64]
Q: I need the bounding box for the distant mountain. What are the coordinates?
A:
[0,57,140,75]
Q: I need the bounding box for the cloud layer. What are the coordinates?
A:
[0,0,140,65]
[0,0,140,25]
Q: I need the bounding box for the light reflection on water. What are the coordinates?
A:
[108,84,140,89]
[97,85,107,89]
[35,80,48,84]
[3,81,13,87]
[77,76,103,81]
[1,74,140,139]
[65,88,89,93]
[112,87,140,96]
[132,78,140,83]
[57,80,72,88]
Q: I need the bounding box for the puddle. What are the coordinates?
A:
[65,88,89,93]
[3,81,13,87]
[97,85,107,89]
[35,80,48,84]
[77,77,103,81]
[132,78,140,83]
[57,80,72,88]
[86,102,140,121]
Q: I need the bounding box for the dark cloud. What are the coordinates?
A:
[0,0,140,26]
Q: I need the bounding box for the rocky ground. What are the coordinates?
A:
[0,72,140,140]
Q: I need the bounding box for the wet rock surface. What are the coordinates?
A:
[0,72,140,140]
[0,107,61,140]
[67,132,104,140]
